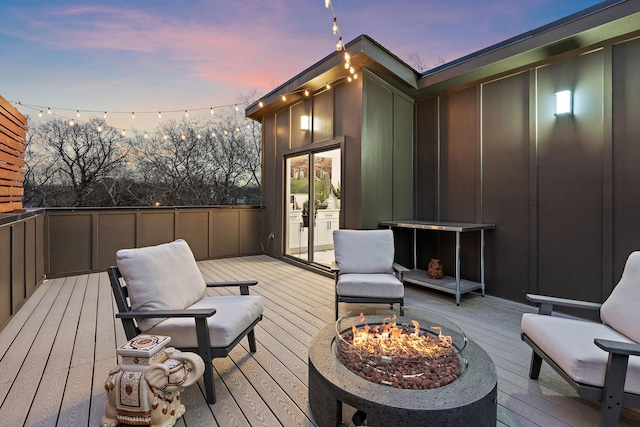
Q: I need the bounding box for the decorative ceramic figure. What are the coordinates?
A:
[101,335,204,427]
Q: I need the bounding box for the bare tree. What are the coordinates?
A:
[406,52,447,73]
[28,117,130,206]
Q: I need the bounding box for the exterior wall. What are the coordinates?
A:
[0,211,45,328]
[260,79,364,256]
[415,36,640,304]
[44,206,263,277]
[361,71,414,229]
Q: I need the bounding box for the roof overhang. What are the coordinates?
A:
[246,35,419,120]
[417,0,640,96]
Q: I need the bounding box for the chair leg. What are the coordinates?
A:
[529,351,543,379]
[335,295,339,320]
[247,329,257,353]
[202,356,216,404]
[599,353,628,427]
[195,317,216,404]
[399,302,404,317]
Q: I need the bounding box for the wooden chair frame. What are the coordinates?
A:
[107,266,262,404]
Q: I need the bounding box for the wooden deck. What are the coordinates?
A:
[1,255,639,426]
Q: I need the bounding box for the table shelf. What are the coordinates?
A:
[403,269,483,295]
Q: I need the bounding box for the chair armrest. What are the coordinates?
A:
[116,308,216,319]
[595,338,640,356]
[206,280,258,295]
[205,280,258,287]
[392,263,410,273]
[526,293,602,315]
[330,261,339,273]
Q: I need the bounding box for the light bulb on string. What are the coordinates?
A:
[76,110,80,118]
[336,37,343,51]
[353,73,358,79]
[281,95,287,102]
[235,127,240,133]
[144,131,148,139]
[196,133,201,139]
[163,134,168,140]
[47,107,52,115]
[97,125,102,133]
[158,111,162,119]
[350,66,355,74]
[131,112,135,119]
[69,119,75,127]
[348,76,353,83]
[185,110,189,117]
[344,52,350,62]
[211,132,216,138]
[38,110,43,117]
[326,83,331,90]
[344,61,350,69]
[235,104,239,112]
[224,129,229,135]
[304,89,310,97]
[210,107,215,115]
[325,0,330,8]
[258,101,264,108]
[181,134,186,140]
[103,111,107,119]
[332,18,338,34]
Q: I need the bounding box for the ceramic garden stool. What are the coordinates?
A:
[101,335,205,427]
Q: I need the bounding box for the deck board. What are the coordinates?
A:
[1,254,640,426]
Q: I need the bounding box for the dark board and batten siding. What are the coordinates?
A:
[415,37,640,305]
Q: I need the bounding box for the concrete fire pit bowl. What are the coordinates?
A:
[308,310,497,426]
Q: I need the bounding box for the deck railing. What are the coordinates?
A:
[0,205,264,328]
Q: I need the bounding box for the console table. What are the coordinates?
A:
[379,220,495,305]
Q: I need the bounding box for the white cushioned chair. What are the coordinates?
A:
[521,251,640,426]
[108,239,263,404]
[332,229,408,319]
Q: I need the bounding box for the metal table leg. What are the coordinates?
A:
[455,231,461,305]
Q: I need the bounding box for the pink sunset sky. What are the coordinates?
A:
[0,0,602,131]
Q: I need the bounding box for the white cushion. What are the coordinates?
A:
[146,295,263,348]
[116,239,206,331]
[337,273,404,298]
[521,313,640,394]
[333,229,395,274]
[601,251,640,343]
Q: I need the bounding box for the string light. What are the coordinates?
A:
[304,89,310,97]
[131,112,135,119]
[69,119,75,127]
[158,111,162,118]
[104,111,108,118]
[47,107,52,115]
[97,125,103,133]
[184,110,189,117]
[38,110,43,117]
[76,110,80,117]
[210,107,214,115]
[235,104,239,112]
[332,17,338,34]
[281,95,287,102]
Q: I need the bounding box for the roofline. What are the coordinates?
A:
[245,35,419,119]
[417,0,640,94]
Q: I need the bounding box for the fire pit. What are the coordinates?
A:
[309,308,497,426]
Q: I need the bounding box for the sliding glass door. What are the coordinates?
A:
[285,148,341,266]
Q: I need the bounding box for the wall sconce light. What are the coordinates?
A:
[555,90,572,116]
[300,115,310,131]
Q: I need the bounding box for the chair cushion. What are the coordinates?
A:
[337,273,404,298]
[521,313,640,394]
[116,239,206,332]
[601,251,640,343]
[146,295,263,348]
[333,229,395,274]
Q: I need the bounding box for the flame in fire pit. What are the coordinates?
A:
[349,313,454,360]
[337,312,464,389]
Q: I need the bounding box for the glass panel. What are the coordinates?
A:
[312,148,341,266]
[285,154,309,260]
